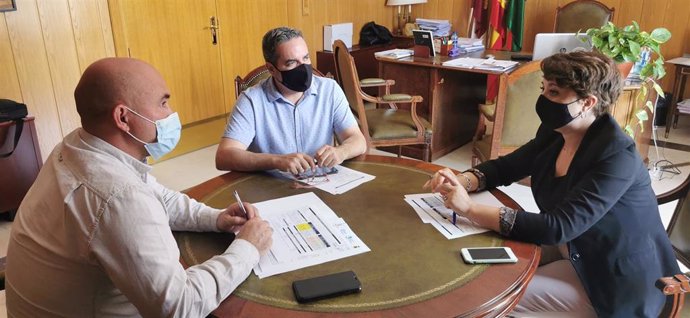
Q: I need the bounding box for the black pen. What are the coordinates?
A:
[233,190,249,219]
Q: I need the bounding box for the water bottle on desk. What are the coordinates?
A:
[448,32,460,57]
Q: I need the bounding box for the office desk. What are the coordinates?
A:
[665,60,690,138]
[176,155,540,317]
[377,51,515,161]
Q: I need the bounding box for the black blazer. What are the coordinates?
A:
[476,114,680,317]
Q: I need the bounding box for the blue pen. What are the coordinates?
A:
[452,212,457,225]
[233,190,249,219]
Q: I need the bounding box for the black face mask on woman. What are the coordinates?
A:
[535,95,582,130]
[275,63,313,92]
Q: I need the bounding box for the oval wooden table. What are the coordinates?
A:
[178,155,540,318]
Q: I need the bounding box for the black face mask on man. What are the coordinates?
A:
[274,63,313,92]
[535,95,582,130]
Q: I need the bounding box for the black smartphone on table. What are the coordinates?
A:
[292,270,362,303]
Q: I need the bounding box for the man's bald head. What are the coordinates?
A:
[75,58,164,129]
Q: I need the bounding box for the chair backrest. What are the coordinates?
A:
[234,65,327,99]
[658,173,690,269]
[500,61,543,147]
[554,0,614,33]
[333,40,371,140]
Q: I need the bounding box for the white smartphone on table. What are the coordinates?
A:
[460,247,518,264]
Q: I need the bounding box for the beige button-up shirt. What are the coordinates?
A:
[6,129,259,317]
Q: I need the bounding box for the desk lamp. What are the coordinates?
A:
[386,0,427,35]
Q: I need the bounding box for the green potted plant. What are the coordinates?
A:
[582,21,671,136]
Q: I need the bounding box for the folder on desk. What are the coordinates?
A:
[374,49,414,59]
[442,57,518,72]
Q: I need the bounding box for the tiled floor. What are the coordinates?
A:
[0,116,688,315]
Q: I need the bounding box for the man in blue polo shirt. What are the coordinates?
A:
[216,27,366,175]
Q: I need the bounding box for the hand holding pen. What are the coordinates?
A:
[216,191,258,233]
[233,190,250,219]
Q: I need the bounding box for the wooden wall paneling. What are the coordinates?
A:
[107,0,128,57]
[5,0,64,159]
[36,0,82,136]
[612,0,641,26]
[642,0,688,90]
[308,0,330,61]
[0,14,22,101]
[217,0,288,110]
[67,0,116,73]
[522,0,560,51]
[96,0,115,57]
[451,0,471,38]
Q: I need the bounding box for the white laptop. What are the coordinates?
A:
[532,33,592,60]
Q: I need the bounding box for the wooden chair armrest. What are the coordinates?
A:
[360,78,395,95]
[657,273,689,318]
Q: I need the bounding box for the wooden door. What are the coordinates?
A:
[109,0,225,125]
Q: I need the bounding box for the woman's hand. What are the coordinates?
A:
[437,183,474,215]
[423,168,461,191]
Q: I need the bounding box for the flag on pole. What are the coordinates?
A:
[505,0,525,51]
[472,0,488,39]
[488,0,506,50]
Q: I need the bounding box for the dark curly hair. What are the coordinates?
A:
[541,51,622,116]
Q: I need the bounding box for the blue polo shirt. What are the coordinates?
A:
[223,75,358,156]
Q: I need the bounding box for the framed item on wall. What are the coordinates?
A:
[0,0,16,12]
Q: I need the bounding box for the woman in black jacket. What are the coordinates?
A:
[426,51,680,317]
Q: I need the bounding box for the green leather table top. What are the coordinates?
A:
[176,161,512,313]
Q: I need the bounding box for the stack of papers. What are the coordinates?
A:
[455,37,485,53]
[282,165,375,195]
[403,192,503,239]
[678,99,690,114]
[416,18,452,37]
[442,57,519,72]
[374,48,414,59]
[252,193,370,278]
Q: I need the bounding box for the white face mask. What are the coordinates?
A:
[124,107,181,160]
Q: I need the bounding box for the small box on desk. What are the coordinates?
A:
[323,22,353,51]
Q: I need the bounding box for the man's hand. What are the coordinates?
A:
[315,145,345,168]
[236,217,273,256]
[274,153,316,175]
[216,202,258,233]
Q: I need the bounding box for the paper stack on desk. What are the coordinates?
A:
[456,37,485,53]
[253,192,370,278]
[416,18,451,37]
[678,99,690,114]
[442,57,518,72]
[374,48,414,59]
[404,191,505,239]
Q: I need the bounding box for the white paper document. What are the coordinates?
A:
[442,57,518,72]
[404,191,505,239]
[667,57,690,66]
[252,192,370,278]
[374,48,414,59]
[286,165,375,195]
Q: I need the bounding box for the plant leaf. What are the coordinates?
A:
[650,28,672,43]
[653,82,665,97]
[624,125,635,137]
[646,100,654,111]
[628,41,641,57]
